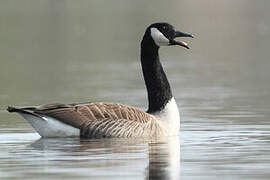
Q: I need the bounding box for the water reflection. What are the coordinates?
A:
[147,136,180,180]
[21,136,181,180]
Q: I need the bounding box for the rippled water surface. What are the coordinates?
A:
[1,0,270,179]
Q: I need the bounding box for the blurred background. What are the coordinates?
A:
[1,0,270,179]
[1,0,270,124]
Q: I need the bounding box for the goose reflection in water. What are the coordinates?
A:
[29,136,180,180]
[147,136,180,180]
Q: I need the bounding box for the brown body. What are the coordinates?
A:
[8,102,165,138]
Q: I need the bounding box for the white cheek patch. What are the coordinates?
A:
[150,27,170,46]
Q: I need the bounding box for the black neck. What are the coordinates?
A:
[141,35,173,113]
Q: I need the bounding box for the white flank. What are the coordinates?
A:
[19,113,80,138]
[150,27,170,46]
[154,97,180,136]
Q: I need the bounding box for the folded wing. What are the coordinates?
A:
[31,102,160,138]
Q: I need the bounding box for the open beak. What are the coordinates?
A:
[170,30,194,49]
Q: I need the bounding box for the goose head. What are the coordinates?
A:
[142,22,193,49]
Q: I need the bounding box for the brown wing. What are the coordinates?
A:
[33,102,159,138]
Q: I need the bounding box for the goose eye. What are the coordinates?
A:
[162,26,167,30]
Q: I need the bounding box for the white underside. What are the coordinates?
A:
[153,97,180,136]
[19,113,80,138]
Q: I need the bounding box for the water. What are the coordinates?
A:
[1,0,270,179]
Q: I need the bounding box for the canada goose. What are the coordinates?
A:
[7,22,193,138]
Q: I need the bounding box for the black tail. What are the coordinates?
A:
[7,106,36,113]
[7,106,44,119]
[7,106,20,113]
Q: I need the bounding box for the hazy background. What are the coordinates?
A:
[1,0,270,179]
